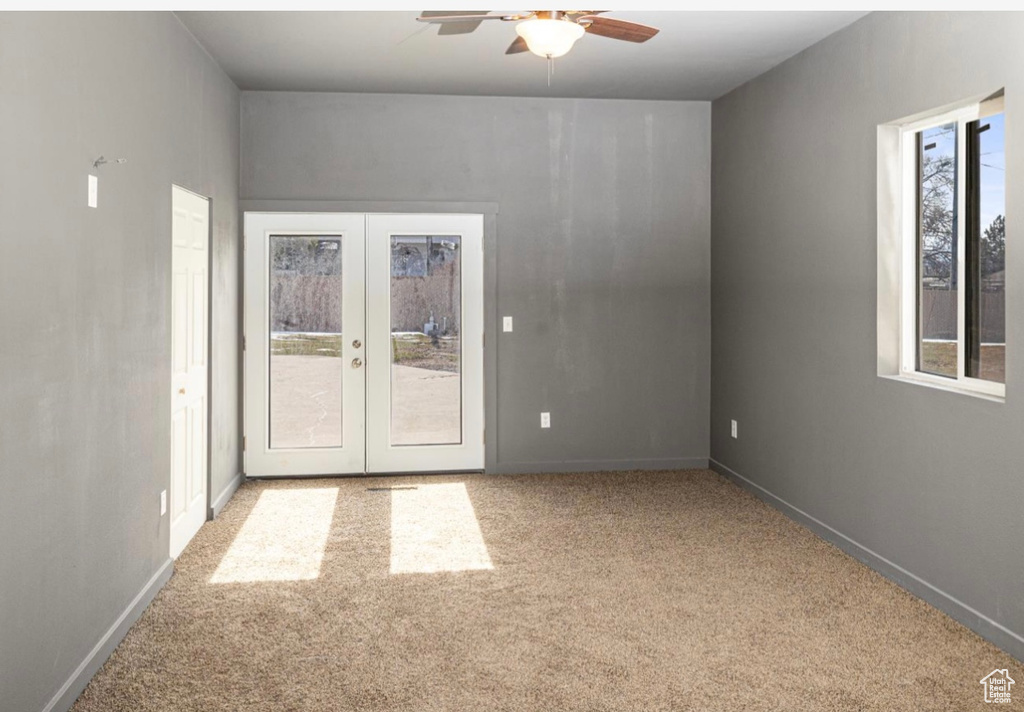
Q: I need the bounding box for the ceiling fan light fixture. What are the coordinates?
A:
[515,18,585,59]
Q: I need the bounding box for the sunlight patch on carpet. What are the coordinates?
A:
[390,483,493,574]
[210,488,338,583]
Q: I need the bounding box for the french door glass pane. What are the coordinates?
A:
[268,236,343,449]
[390,235,462,446]
[972,112,1005,383]
[918,123,958,378]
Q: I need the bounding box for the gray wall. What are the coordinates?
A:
[0,13,240,711]
[242,92,711,473]
[711,12,1023,658]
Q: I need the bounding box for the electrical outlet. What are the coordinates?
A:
[541,412,551,428]
[160,490,167,516]
[503,316,513,332]
[731,420,738,439]
[87,175,98,208]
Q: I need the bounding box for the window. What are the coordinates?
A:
[879,92,1005,399]
[966,110,1006,383]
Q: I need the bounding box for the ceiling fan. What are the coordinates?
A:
[416,11,660,59]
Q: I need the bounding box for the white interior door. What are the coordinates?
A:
[366,214,484,473]
[244,213,366,476]
[170,186,209,559]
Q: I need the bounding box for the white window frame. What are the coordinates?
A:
[878,94,1005,401]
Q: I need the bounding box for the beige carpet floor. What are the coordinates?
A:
[73,469,1019,711]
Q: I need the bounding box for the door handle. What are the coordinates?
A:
[351,358,363,369]
[178,387,186,395]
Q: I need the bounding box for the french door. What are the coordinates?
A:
[243,212,484,476]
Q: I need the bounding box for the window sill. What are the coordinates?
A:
[880,373,1005,403]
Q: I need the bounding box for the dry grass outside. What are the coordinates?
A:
[391,332,459,372]
[271,333,342,358]
[268,332,457,373]
[920,342,1005,383]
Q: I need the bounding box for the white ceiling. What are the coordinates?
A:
[176,11,868,101]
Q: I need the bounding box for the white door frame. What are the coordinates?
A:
[170,185,211,559]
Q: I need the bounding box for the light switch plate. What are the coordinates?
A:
[503,316,513,332]
[160,490,167,516]
[731,420,738,439]
[541,412,551,428]
[87,174,98,208]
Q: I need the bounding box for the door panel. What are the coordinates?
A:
[171,409,187,518]
[192,273,206,365]
[191,398,206,500]
[366,214,484,473]
[172,270,188,374]
[244,214,366,476]
[170,186,209,559]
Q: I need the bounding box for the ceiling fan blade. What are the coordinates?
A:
[581,16,659,43]
[438,20,483,35]
[416,12,528,23]
[505,36,529,55]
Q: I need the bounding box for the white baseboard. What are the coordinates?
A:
[42,558,174,712]
[209,472,243,519]
[710,458,1024,663]
[489,457,709,475]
